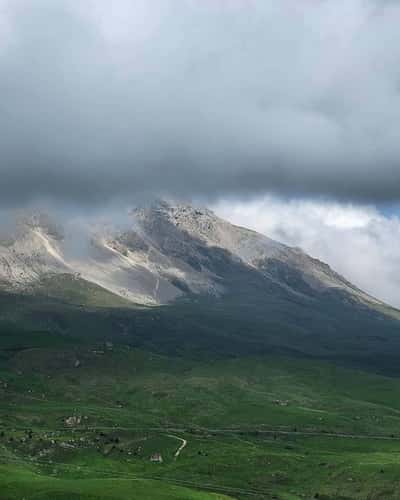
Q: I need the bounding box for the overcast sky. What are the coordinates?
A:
[1,0,400,304]
[2,0,400,205]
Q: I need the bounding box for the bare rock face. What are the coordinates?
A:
[0,201,379,307]
[0,214,68,290]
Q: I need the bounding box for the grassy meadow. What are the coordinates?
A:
[2,341,400,499]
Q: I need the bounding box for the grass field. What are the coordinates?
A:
[2,342,400,499]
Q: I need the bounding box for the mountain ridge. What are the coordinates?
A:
[0,201,383,311]
[1,201,400,372]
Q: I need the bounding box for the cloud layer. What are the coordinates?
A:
[1,0,400,206]
[213,197,400,308]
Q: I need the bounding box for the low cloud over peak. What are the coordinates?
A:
[1,0,400,207]
[214,196,400,308]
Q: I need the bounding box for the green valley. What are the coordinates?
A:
[2,329,400,499]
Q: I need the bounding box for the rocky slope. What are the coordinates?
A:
[0,201,382,308]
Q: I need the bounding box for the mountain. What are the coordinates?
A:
[0,201,383,306]
[3,203,400,500]
[0,200,399,368]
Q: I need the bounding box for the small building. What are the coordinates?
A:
[65,416,82,427]
[150,452,163,463]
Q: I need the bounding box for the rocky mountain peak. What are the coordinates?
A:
[0,200,380,308]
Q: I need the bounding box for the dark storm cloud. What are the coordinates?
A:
[2,0,400,207]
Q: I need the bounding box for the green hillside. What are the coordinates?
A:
[3,334,400,499]
[1,271,400,373]
[1,272,400,498]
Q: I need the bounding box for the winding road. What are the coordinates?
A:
[167,434,187,458]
